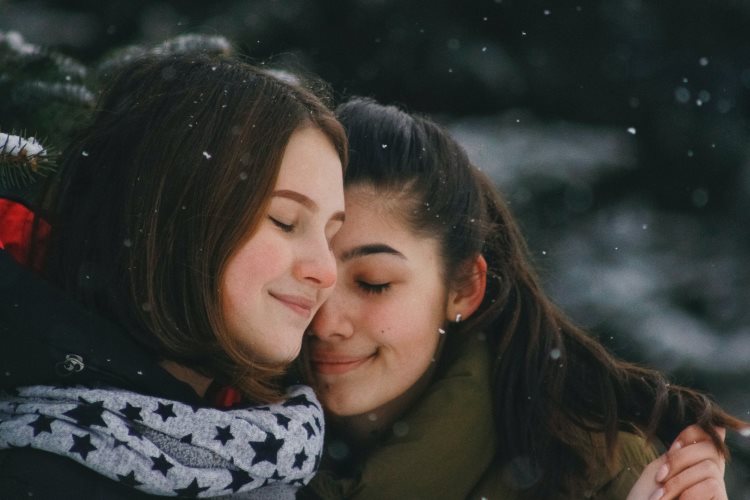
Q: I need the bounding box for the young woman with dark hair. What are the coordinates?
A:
[0,55,346,498]
[302,98,746,499]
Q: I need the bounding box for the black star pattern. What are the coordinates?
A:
[113,438,129,449]
[154,401,176,422]
[281,394,317,408]
[248,431,284,466]
[126,423,143,439]
[313,415,322,432]
[293,448,308,469]
[173,478,210,497]
[224,469,254,493]
[303,422,315,438]
[214,424,234,445]
[69,433,97,460]
[180,433,193,444]
[274,413,291,429]
[270,470,284,481]
[28,413,54,436]
[150,452,174,477]
[119,402,143,421]
[314,452,321,470]
[63,398,107,428]
[117,470,143,488]
[290,478,307,486]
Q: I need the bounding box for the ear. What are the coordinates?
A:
[446,254,487,323]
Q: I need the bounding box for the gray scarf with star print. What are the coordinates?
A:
[0,384,324,498]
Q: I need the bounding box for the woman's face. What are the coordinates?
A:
[222,127,345,363]
[306,185,450,417]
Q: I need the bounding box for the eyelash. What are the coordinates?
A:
[356,281,391,295]
[269,216,294,233]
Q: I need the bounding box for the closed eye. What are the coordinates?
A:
[269,216,294,233]
[356,281,391,295]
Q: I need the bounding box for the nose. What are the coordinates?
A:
[295,236,337,289]
[309,286,354,340]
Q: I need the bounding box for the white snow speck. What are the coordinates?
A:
[203,151,212,159]
[550,348,561,360]
[699,57,709,66]
[438,327,446,335]
[381,144,388,149]
[740,427,750,438]
[123,239,132,248]
[393,421,410,437]
[674,87,691,103]
[543,9,551,15]
[627,127,636,135]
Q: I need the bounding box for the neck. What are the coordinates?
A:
[159,360,213,398]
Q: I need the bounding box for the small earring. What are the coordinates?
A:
[455,313,462,323]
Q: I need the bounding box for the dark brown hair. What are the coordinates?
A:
[336,97,746,495]
[40,55,347,404]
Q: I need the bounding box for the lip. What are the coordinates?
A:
[310,353,374,375]
[269,292,315,318]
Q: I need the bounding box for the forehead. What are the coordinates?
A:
[337,185,437,255]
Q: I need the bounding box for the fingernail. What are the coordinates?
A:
[669,439,682,451]
[655,463,669,482]
[649,487,664,500]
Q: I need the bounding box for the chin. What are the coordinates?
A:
[321,393,375,417]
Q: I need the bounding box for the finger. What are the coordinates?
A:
[670,425,726,452]
[663,441,725,482]
[673,477,726,500]
[658,459,723,500]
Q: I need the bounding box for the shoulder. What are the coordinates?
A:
[468,431,659,500]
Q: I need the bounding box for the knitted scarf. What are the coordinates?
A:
[0,384,324,498]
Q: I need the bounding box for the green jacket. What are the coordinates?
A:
[303,332,658,499]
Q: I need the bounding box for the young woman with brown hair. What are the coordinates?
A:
[0,55,346,498]
[302,98,747,499]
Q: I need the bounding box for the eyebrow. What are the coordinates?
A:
[339,244,406,262]
[273,189,345,222]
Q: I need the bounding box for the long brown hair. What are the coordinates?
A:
[336,97,746,495]
[40,54,347,404]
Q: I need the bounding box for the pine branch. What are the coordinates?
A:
[98,34,233,73]
[0,132,56,189]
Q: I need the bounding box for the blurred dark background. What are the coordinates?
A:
[1,0,749,495]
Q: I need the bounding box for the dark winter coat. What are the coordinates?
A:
[0,248,207,498]
[302,332,658,499]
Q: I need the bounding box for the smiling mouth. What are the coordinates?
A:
[270,292,315,318]
[311,354,374,375]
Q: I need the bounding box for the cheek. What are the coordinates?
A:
[369,294,443,362]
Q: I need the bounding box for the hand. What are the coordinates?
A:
[626,425,727,500]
